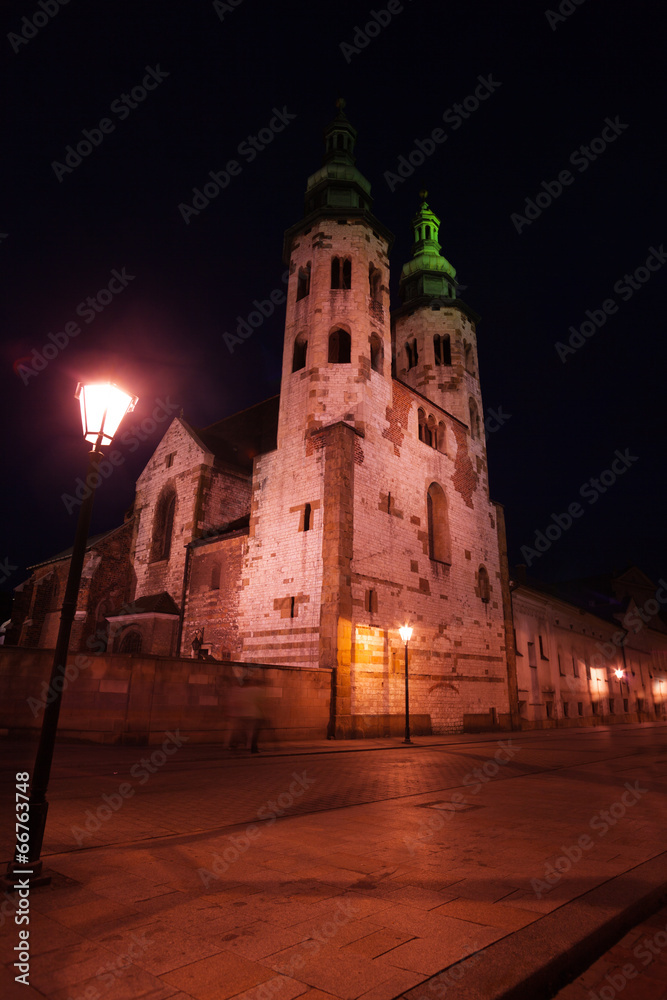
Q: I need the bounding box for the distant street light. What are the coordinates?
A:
[3,382,137,890]
[399,625,413,745]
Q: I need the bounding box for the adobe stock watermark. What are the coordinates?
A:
[484,404,511,441]
[419,942,487,999]
[589,918,667,1000]
[51,67,169,182]
[178,107,296,225]
[26,592,177,717]
[0,558,18,586]
[520,448,638,567]
[13,267,136,386]
[545,0,587,32]
[8,0,71,54]
[530,781,648,899]
[213,0,245,20]
[70,731,188,845]
[384,74,502,192]
[223,269,289,353]
[404,740,519,856]
[69,930,151,1000]
[339,0,412,63]
[556,245,667,362]
[60,396,180,513]
[511,116,628,234]
[197,771,316,886]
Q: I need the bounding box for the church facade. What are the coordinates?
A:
[7,109,667,737]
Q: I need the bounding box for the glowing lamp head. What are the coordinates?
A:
[399,625,413,644]
[75,382,138,447]
[614,668,624,680]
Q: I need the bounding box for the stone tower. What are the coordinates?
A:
[392,194,484,436]
[277,101,395,448]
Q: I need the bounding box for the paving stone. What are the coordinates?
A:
[161,950,274,1000]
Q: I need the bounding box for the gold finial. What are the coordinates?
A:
[336,97,346,112]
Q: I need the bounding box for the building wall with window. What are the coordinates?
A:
[513,582,667,727]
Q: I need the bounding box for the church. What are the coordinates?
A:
[6,107,667,738]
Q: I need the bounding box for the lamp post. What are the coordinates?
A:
[398,625,413,745]
[4,382,137,890]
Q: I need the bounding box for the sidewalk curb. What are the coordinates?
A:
[400,853,667,1000]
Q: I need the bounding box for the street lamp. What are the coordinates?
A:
[399,625,413,745]
[4,382,137,890]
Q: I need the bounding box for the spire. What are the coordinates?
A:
[282,101,394,262]
[399,192,458,303]
[322,98,357,167]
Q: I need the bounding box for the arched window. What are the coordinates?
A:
[479,565,490,602]
[427,415,437,449]
[469,398,480,440]
[292,333,308,372]
[331,257,352,289]
[427,482,451,564]
[151,487,176,562]
[437,421,447,454]
[370,333,383,374]
[328,328,351,363]
[418,408,427,443]
[425,225,431,240]
[434,334,451,366]
[369,264,382,302]
[296,262,311,301]
[119,630,142,655]
[464,342,475,374]
[406,339,418,371]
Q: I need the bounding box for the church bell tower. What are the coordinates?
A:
[277,102,395,449]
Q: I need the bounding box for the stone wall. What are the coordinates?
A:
[0,646,332,745]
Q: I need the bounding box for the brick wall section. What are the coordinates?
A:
[0,647,331,744]
[318,423,356,737]
[181,533,246,658]
[132,418,251,627]
[15,520,134,653]
[393,306,481,428]
[133,419,213,606]
[347,362,510,734]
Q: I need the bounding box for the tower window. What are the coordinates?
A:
[292,333,308,372]
[303,503,312,532]
[427,482,451,564]
[369,264,382,302]
[427,415,437,449]
[469,398,480,439]
[437,421,447,454]
[370,333,383,374]
[406,338,419,370]
[328,327,351,363]
[365,588,378,613]
[464,342,475,374]
[151,487,176,562]
[296,263,311,301]
[434,334,451,366]
[165,452,175,468]
[478,565,490,602]
[331,257,352,289]
[290,596,296,618]
[211,563,221,590]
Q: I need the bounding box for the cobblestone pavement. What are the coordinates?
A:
[1,724,667,1000]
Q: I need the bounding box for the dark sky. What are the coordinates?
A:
[2,0,665,605]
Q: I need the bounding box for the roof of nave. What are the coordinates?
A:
[196,395,279,470]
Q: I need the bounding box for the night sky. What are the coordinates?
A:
[2,0,665,611]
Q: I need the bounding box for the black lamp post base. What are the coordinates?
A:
[1,860,51,891]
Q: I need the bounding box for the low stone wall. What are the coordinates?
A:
[0,647,333,745]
